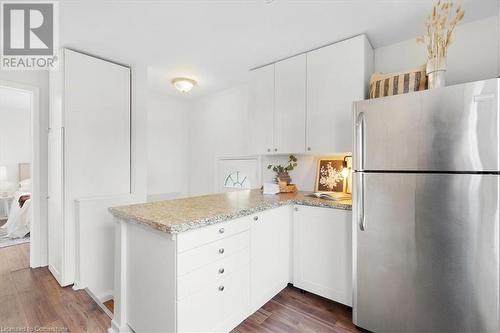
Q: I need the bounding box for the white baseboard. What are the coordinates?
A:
[72,280,85,290]
[48,264,63,286]
[108,320,132,333]
[98,290,114,303]
[84,287,113,319]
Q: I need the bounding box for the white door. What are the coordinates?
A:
[248,64,275,154]
[250,206,290,313]
[47,128,64,285]
[306,35,369,153]
[274,54,306,154]
[48,49,131,286]
[293,205,352,306]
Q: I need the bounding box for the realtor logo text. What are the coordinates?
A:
[1,1,58,70]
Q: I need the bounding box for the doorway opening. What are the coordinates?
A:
[0,81,41,268]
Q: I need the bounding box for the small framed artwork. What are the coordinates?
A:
[315,159,344,193]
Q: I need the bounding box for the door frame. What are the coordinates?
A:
[0,79,43,268]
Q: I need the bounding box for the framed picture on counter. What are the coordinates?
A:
[315,158,345,193]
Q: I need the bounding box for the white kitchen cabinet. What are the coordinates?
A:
[293,205,353,306]
[250,206,291,313]
[48,49,131,286]
[274,54,307,154]
[248,64,275,154]
[247,34,373,155]
[306,35,373,154]
[248,55,307,155]
[112,203,352,333]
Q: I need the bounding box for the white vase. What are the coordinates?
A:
[426,57,447,89]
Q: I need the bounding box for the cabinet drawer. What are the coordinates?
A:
[177,265,250,333]
[177,231,249,276]
[177,247,250,300]
[177,216,250,253]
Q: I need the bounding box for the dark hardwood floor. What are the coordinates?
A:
[0,243,110,332]
[1,243,360,332]
[233,287,361,333]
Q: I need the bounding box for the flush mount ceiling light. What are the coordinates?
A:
[172,77,197,93]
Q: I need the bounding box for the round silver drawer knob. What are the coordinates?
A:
[307,147,311,151]
[267,148,271,152]
[218,286,225,291]
[219,268,225,274]
[218,248,225,254]
[253,216,259,221]
[219,228,224,234]
[274,148,278,152]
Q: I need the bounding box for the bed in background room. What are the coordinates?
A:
[0,163,31,246]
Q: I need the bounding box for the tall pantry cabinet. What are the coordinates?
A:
[48,49,131,286]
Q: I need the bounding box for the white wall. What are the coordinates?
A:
[262,154,348,192]
[263,155,320,192]
[188,85,250,196]
[0,88,31,186]
[375,16,500,85]
[147,92,190,201]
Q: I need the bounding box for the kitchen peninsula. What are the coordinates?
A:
[108,189,352,333]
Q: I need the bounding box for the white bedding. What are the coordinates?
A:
[0,191,31,239]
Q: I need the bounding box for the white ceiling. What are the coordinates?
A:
[59,0,499,99]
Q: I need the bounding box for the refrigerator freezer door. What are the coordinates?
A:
[353,79,499,172]
[353,172,499,333]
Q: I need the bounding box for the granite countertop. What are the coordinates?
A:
[109,189,352,234]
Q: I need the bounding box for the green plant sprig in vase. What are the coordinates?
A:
[267,155,298,185]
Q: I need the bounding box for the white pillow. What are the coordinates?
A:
[19,178,32,192]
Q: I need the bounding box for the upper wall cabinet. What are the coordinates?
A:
[306,35,373,153]
[248,54,306,155]
[248,64,275,154]
[248,34,373,155]
[274,54,307,154]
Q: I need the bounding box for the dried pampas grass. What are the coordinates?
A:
[417,1,465,61]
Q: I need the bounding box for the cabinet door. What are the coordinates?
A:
[248,64,275,154]
[49,49,131,287]
[306,35,369,153]
[293,205,352,306]
[250,206,290,313]
[65,49,131,198]
[274,54,306,154]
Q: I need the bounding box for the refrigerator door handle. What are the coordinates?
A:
[356,112,366,171]
[358,173,365,231]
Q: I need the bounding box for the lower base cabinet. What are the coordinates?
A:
[116,204,351,333]
[293,205,353,306]
[250,206,290,313]
[177,266,250,333]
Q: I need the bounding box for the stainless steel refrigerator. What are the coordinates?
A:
[352,78,499,333]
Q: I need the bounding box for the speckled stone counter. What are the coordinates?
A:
[109,189,352,234]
